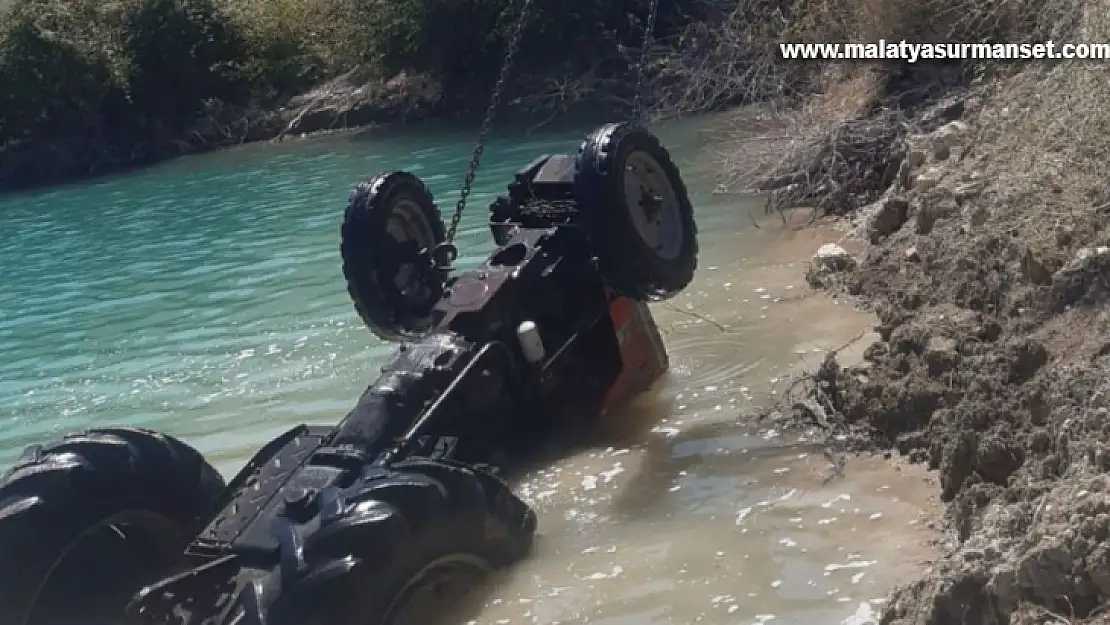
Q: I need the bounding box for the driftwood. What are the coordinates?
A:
[758,109,907,216]
[275,69,361,142]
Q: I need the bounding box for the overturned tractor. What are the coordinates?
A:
[0,122,698,625]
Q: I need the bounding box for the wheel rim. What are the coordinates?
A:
[620,150,684,261]
[26,512,181,625]
[385,198,436,250]
[382,554,492,625]
[383,197,439,311]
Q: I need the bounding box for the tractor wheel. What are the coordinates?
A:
[0,427,226,625]
[287,459,537,625]
[342,172,449,342]
[576,122,698,301]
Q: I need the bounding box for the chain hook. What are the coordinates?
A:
[430,242,459,272]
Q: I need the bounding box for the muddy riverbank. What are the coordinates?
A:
[752,64,1110,623]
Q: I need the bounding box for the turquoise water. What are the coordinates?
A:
[0,117,721,473]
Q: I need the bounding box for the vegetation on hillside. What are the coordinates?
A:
[673,0,1088,210]
[0,0,693,188]
[3,0,1103,196]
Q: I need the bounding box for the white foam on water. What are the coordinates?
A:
[840,601,881,625]
[825,560,877,572]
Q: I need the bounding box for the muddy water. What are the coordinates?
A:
[473,208,940,625]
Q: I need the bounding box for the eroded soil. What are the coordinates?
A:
[769,91,1110,625]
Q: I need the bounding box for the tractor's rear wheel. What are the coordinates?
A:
[576,123,698,301]
[301,459,537,625]
[0,427,226,625]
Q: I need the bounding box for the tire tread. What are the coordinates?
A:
[340,172,447,342]
[575,122,698,301]
[0,427,226,625]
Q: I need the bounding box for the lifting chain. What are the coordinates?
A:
[433,0,662,270]
[433,0,535,270]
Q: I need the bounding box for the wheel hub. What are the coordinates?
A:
[622,151,683,261]
[639,188,664,222]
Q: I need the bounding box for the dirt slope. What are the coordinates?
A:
[761,67,1110,624]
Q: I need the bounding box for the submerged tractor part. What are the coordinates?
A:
[0,123,696,625]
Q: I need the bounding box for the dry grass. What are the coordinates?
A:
[673,0,1108,226]
[970,0,1110,264]
[709,69,905,217]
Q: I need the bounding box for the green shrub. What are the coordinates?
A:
[0,0,121,143]
[0,0,253,144]
[0,0,686,151]
[362,0,669,81]
[118,0,246,128]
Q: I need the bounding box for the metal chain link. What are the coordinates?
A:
[438,0,660,267]
[632,0,662,122]
[443,0,535,247]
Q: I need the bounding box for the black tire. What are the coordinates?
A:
[0,427,226,625]
[575,122,698,300]
[306,458,537,625]
[341,172,448,342]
